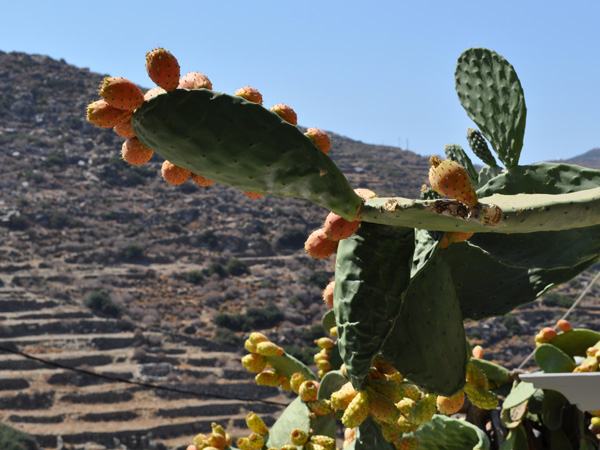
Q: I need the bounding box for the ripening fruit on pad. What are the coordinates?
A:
[305,128,331,154]
[98,77,145,111]
[191,173,215,187]
[87,100,132,128]
[428,155,478,207]
[145,47,180,92]
[557,319,572,332]
[439,231,474,249]
[270,103,297,125]
[305,229,338,259]
[243,191,265,199]
[178,72,213,90]
[161,160,191,185]
[144,87,166,101]
[323,211,360,241]
[121,138,153,166]
[437,390,465,415]
[234,86,263,105]
[322,281,334,308]
[113,120,136,139]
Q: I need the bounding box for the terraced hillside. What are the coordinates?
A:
[0,281,289,449]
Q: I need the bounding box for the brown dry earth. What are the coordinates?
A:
[1,50,600,449]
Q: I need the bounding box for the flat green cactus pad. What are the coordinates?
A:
[132,89,362,220]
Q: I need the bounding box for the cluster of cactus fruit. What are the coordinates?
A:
[85,47,600,449]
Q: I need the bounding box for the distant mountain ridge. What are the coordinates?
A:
[563,147,600,169]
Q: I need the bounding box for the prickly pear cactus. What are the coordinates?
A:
[85,46,600,449]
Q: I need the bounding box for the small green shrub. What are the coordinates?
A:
[543,292,573,308]
[0,422,39,450]
[212,328,243,347]
[8,215,30,230]
[183,270,204,285]
[123,243,144,262]
[83,290,122,317]
[502,314,521,337]
[226,258,249,276]
[206,261,227,278]
[213,302,284,331]
[277,228,306,250]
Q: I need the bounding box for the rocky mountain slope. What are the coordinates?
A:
[0,50,599,449]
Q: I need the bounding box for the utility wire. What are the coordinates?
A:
[0,344,288,407]
[517,268,600,370]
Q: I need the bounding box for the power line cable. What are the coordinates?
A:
[0,344,289,407]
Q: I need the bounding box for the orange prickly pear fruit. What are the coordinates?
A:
[341,390,370,428]
[290,429,308,446]
[234,86,263,105]
[304,229,338,259]
[98,77,145,111]
[331,381,359,410]
[241,353,267,373]
[557,319,572,332]
[243,191,265,199]
[114,120,136,139]
[255,341,284,356]
[322,281,335,308]
[145,47,180,91]
[428,155,478,207]
[87,100,132,128]
[299,380,320,402]
[178,72,212,90]
[323,211,360,241]
[121,138,154,166]
[246,412,269,435]
[440,231,474,249]
[161,160,191,185]
[191,173,215,187]
[366,387,400,425]
[437,390,465,415]
[535,327,558,345]
[144,87,166,101]
[270,103,297,125]
[472,345,484,359]
[304,127,331,154]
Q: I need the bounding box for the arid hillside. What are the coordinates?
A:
[1,50,599,449]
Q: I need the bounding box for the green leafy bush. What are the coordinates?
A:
[123,243,144,262]
[226,258,249,276]
[212,328,243,347]
[0,421,39,450]
[83,290,122,317]
[543,292,574,308]
[214,302,284,331]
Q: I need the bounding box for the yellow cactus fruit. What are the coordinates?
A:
[246,412,269,435]
[341,390,370,428]
[237,437,252,450]
[329,326,338,338]
[400,382,422,401]
[396,398,416,416]
[289,428,308,446]
[247,433,264,450]
[290,372,307,394]
[255,370,281,387]
[244,332,269,353]
[241,353,267,373]
[298,380,320,402]
[331,381,359,410]
[315,337,335,350]
[366,387,400,425]
[310,435,336,450]
[368,379,406,403]
[255,341,284,356]
[308,399,333,415]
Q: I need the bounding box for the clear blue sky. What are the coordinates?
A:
[2,1,599,165]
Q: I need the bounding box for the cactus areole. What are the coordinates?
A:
[131,89,362,221]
